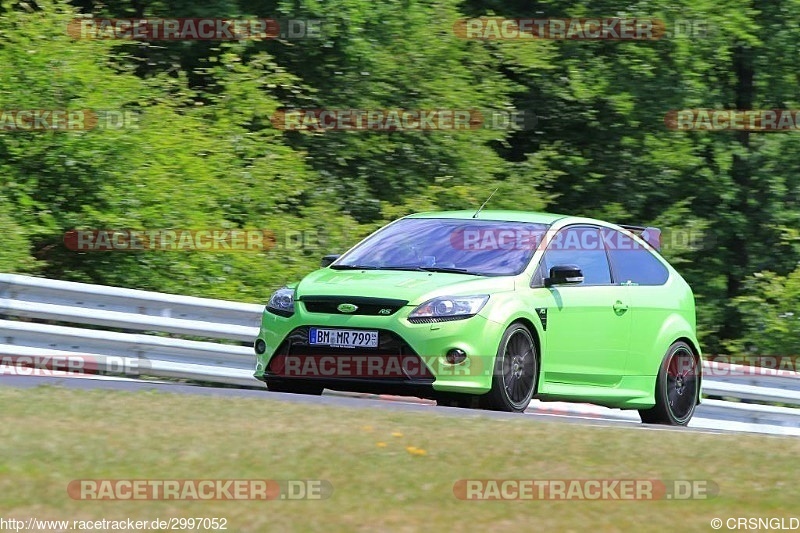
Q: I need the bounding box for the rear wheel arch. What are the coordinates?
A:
[674,336,700,357]
[638,313,698,371]
[674,336,702,403]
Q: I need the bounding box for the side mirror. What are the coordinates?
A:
[545,264,584,287]
[321,254,341,268]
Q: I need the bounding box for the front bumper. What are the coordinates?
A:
[253,302,503,394]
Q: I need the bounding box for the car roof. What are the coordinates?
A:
[405,210,569,225]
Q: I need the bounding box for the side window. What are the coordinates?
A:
[602,228,669,285]
[542,226,612,285]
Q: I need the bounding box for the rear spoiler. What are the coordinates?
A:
[619,225,662,252]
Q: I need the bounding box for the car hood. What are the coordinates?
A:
[295,268,515,305]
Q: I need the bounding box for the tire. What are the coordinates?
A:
[639,341,699,425]
[481,323,538,412]
[265,378,324,396]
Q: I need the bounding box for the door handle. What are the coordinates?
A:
[613,300,629,314]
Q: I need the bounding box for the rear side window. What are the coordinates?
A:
[602,229,669,285]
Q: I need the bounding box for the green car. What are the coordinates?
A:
[254,210,702,425]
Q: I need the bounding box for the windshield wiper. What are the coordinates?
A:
[329,264,380,270]
[416,266,482,275]
[374,266,482,275]
[330,265,482,275]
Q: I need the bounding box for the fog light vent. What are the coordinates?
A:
[446,349,467,364]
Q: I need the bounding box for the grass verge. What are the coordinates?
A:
[1,385,798,532]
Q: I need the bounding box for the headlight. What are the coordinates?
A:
[266,287,295,317]
[408,295,489,323]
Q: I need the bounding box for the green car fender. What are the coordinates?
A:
[478,289,548,375]
[652,313,703,403]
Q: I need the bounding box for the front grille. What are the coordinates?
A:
[266,326,433,382]
[300,296,408,316]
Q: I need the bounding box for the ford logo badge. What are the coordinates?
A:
[337,303,358,313]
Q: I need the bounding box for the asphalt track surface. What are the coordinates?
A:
[0,372,760,437]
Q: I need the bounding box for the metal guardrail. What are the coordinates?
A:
[2,274,799,431]
[0,273,262,339]
[0,273,263,387]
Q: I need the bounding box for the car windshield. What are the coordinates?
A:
[332,218,549,276]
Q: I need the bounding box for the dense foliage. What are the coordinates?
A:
[0,0,797,355]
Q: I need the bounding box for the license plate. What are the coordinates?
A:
[309,328,379,348]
